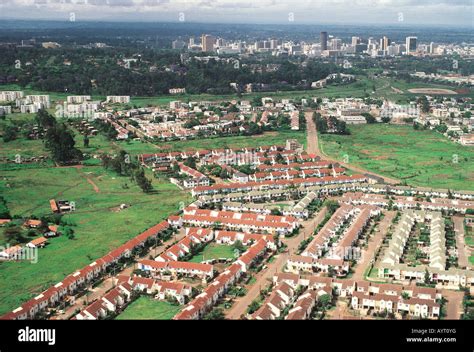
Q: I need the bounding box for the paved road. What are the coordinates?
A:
[225,207,328,319]
[304,111,400,185]
[453,216,470,269]
[353,211,396,281]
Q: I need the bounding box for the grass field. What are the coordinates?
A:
[115,297,181,320]
[319,124,474,191]
[189,244,237,263]
[0,166,191,315]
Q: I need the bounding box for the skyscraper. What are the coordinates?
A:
[320,31,328,51]
[405,36,417,55]
[201,34,216,52]
[382,36,391,51]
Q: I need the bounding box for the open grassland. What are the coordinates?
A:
[319,124,474,191]
[0,166,191,315]
[115,297,181,320]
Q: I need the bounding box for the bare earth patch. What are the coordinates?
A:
[408,88,458,95]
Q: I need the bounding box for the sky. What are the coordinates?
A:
[0,0,473,27]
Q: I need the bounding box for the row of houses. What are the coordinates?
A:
[286,256,350,276]
[381,211,446,270]
[273,273,442,319]
[248,167,345,182]
[76,275,195,320]
[257,161,334,172]
[197,182,474,207]
[138,260,215,280]
[214,230,278,250]
[251,281,298,320]
[378,263,474,288]
[302,205,356,259]
[156,228,213,262]
[139,144,296,166]
[178,163,211,189]
[340,192,474,213]
[174,239,271,319]
[75,282,133,320]
[172,207,300,236]
[381,210,419,267]
[191,174,368,197]
[1,221,170,320]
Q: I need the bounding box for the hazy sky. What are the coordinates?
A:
[0,0,473,27]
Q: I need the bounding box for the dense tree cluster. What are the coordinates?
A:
[0,46,341,96]
[101,150,153,193]
[314,113,350,135]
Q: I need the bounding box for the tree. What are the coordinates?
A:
[3,125,17,142]
[318,294,332,311]
[232,240,245,253]
[362,112,376,124]
[135,169,153,193]
[203,308,225,320]
[44,123,83,164]
[417,96,430,114]
[184,156,197,170]
[4,226,28,245]
[424,268,431,285]
[0,196,11,218]
[35,109,56,129]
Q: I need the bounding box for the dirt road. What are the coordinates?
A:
[442,289,464,320]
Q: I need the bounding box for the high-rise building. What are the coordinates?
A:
[320,31,328,51]
[382,36,391,51]
[351,36,361,46]
[270,39,279,49]
[201,34,216,52]
[405,36,417,55]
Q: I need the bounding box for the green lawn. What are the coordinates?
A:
[469,255,474,266]
[0,165,191,315]
[116,297,181,320]
[189,244,237,263]
[319,124,474,191]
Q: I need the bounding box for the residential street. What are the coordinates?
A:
[353,210,396,281]
[225,207,328,319]
[453,216,470,269]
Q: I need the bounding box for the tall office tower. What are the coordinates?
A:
[320,31,328,51]
[330,38,342,51]
[405,36,417,55]
[382,36,391,51]
[201,34,216,52]
[270,39,279,49]
[351,36,361,46]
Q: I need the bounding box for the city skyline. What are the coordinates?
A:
[0,0,473,27]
